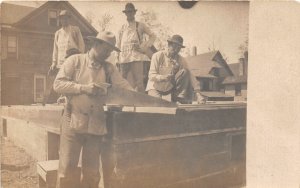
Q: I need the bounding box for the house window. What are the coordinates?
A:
[8,36,17,56]
[202,80,210,91]
[213,68,220,77]
[34,74,46,103]
[235,84,242,96]
[48,9,59,26]
[2,35,17,59]
[1,35,8,59]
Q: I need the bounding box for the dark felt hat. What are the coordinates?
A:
[123,3,137,13]
[167,35,185,48]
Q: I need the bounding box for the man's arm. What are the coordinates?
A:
[148,52,170,82]
[140,22,156,47]
[53,56,82,94]
[116,26,123,62]
[75,26,85,53]
[51,31,59,69]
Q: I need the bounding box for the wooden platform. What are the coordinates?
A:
[1,102,246,188]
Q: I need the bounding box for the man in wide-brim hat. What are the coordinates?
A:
[146,34,206,104]
[54,31,132,188]
[117,2,156,93]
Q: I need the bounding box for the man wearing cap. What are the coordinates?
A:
[117,3,156,92]
[51,10,85,71]
[53,31,132,188]
[45,10,85,104]
[146,35,206,104]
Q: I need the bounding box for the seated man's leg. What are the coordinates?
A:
[172,69,192,104]
[148,89,162,98]
[81,134,103,188]
[57,125,82,188]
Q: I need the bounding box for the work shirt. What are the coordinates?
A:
[117,20,156,63]
[54,53,132,135]
[146,50,201,92]
[52,25,85,68]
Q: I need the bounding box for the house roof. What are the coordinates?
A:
[186,51,221,78]
[185,51,232,78]
[222,75,247,84]
[201,91,233,98]
[1,2,97,35]
[222,62,247,84]
[1,3,36,24]
[13,1,97,34]
[228,63,240,76]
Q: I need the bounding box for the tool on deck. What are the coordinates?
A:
[69,83,177,114]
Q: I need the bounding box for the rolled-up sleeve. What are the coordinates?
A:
[52,31,59,64]
[141,23,156,47]
[53,56,82,94]
[75,26,85,53]
[148,52,164,82]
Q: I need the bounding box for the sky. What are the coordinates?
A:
[5,1,249,64]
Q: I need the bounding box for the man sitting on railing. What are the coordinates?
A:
[146,34,206,104]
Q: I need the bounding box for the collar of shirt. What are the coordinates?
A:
[86,52,104,69]
[62,25,71,32]
[126,20,136,27]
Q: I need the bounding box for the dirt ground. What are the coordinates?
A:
[1,137,39,188]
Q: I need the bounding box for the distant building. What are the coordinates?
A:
[1,2,97,105]
[222,53,248,101]
[186,50,234,101]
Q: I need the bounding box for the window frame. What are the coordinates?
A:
[2,35,18,59]
[34,74,46,103]
[48,9,60,27]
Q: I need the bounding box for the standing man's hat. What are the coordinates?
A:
[167,35,185,48]
[87,31,121,52]
[122,3,137,13]
[59,10,71,17]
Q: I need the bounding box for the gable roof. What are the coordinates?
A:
[222,62,247,84]
[13,1,97,34]
[1,3,36,25]
[185,51,232,78]
[228,63,240,76]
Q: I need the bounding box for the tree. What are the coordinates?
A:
[84,11,113,31]
[85,11,95,25]
[138,9,173,50]
[238,39,248,58]
[98,13,113,31]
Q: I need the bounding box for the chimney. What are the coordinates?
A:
[244,51,248,76]
[239,58,245,76]
[191,46,197,56]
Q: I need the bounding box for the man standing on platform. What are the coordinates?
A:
[117,3,156,92]
[53,31,132,188]
[146,35,206,104]
[51,10,85,71]
[45,10,85,103]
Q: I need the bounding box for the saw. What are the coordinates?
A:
[69,83,176,114]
